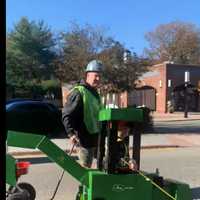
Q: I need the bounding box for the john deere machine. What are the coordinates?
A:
[6,107,192,200]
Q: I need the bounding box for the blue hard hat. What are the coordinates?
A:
[85,60,103,72]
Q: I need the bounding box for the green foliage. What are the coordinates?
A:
[55,22,114,82]
[55,22,150,92]
[6,18,151,98]
[98,42,149,92]
[6,17,57,88]
[7,79,61,99]
[40,79,61,97]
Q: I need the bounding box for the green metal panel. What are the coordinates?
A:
[87,171,153,200]
[175,183,192,200]
[98,108,144,122]
[6,154,16,186]
[152,181,176,200]
[139,172,177,200]
[7,131,45,149]
[152,187,174,200]
[80,171,192,200]
[163,179,192,200]
[37,137,88,184]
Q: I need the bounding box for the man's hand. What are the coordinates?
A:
[129,159,138,171]
[69,135,79,145]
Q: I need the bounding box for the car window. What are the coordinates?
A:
[11,104,34,112]
[30,104,51,113]
[47,103,59,112]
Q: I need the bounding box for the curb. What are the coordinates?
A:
[153,118,200,123]
[140,145,180,149]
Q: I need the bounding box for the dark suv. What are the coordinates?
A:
[6,99,66,138]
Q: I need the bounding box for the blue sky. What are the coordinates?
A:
[6,0,200,55]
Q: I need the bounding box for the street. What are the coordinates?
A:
[17,147,200,200]
[153,120,200,134]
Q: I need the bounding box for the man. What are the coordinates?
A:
[62,60,103,168]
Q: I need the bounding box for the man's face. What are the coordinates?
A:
[86,72,101,89]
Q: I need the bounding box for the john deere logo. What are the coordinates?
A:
[112,184,134,192]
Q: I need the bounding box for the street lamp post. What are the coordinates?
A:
[167,79,173,113]
[184,71,190,118]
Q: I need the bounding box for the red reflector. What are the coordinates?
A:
[16,161,30,177]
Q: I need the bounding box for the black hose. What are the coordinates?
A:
[49,143,76,200]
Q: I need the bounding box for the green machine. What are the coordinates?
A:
[7,107,192,200]
[6,154,17,187]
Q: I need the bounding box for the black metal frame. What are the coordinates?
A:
[97,121,142,173]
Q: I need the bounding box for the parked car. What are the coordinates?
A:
[6,99,66,138]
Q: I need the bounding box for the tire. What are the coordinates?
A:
[7,190,29,200]
[17,182,36,200]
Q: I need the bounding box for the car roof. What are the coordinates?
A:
[6,99,58,111]
[6,98,42,104]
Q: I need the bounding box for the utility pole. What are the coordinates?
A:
[167,79,173,113]
[184,71,190,118]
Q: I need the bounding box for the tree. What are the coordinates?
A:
[55,22,113,82]
[144,21,200,64]
[55,22,149,92]
[98,42,148,92]
[6,17,56,89]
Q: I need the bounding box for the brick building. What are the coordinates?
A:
[62,62,200,113]
[125,62,200,113]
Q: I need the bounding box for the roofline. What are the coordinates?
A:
[166,63,200,67]
[150,61,200,68]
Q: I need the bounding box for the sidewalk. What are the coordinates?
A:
[152,111,200,122]
[8,112,200,157]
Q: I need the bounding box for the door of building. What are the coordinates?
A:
[128,86,156,111]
